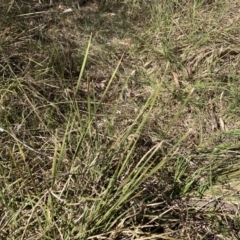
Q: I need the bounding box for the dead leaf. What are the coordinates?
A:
[172,72,180,88]
[219,117,227,131]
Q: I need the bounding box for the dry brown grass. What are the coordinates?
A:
[1,0,240,239]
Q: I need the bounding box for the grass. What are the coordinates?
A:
[1,0,240,239]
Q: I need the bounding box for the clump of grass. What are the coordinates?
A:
[1,0,240,239]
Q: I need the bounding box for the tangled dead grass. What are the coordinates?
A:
[1,0,240,239]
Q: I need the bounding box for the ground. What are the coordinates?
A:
[1,0,240,239]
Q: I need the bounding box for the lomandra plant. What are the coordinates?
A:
[63,46,193,238]
[48,37,169,239]
[65,53,166,238]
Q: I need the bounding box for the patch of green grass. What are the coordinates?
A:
[1,0,240,239]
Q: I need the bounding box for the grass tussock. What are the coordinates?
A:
[1,0,240,239]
